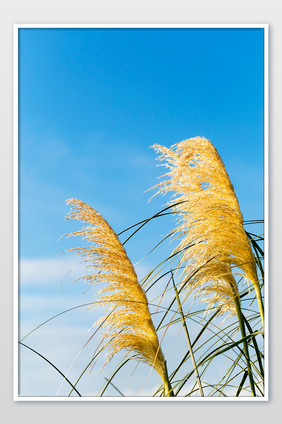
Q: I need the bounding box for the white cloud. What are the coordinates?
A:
[19,255,88,287]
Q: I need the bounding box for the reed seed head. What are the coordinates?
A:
[152,137,259,316]
[64,198,166,379]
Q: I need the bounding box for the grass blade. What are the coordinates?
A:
[171,271,204,396]
[19,341,81,397]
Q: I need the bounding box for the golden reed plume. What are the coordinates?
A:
[152,137,264,324]
[64,199,173,395]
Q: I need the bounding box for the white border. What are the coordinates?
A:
[263,24,269,401]
[13,23,19,403]
[14,23,267,28]
[13,23,269,402]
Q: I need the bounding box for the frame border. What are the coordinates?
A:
[13,23,269,402]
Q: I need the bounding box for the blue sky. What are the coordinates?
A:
[18,27,265,397]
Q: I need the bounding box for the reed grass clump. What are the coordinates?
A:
[64,198,173,396]
[150,137,265,396]
[20,138,264,397]
[151,137,264,324]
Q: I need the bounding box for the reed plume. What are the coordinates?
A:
[64,198,173,396]
[151,137,264,325]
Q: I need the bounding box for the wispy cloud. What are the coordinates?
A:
[19,255,87,287]
[19,255,157,288]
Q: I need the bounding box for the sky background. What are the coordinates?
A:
[18,27,264,397]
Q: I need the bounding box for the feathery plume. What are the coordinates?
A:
[151,137,264,322]
[64,198,173,394]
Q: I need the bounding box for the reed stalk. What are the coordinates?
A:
[151,137,263,395]
[232,294,256,396]
[171,272,204,396]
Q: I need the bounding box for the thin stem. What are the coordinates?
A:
[253,283,264,329]
[171,272,204,397]
[162,360,174,396]
[232,294,256,396]
[245,231,265,328]
[104,378,125,396]
[19,341,81,397]
[243,315,264,379]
